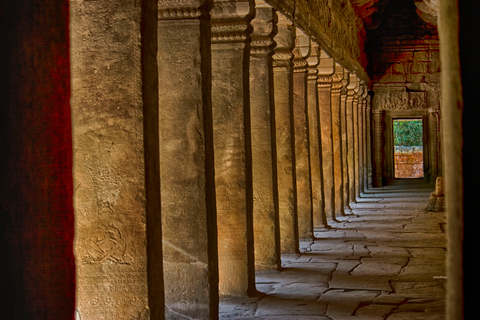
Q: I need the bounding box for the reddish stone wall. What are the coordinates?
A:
[394,148,424,178]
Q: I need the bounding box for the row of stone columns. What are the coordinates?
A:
[72,0,372,318]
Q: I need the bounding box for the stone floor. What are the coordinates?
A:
[220,181,446,319]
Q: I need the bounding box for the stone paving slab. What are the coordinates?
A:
[219,183,445,319]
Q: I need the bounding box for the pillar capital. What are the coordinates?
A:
[158,0,209,19]
[211,0,254,44]
[340,69,350,95]
[250,1,277,55]
[331,64,345,93]
[346,73,358,97]
[292,28,310,73]
[317,50,334,88]
[272,12,295,68]
[306,43,319,80]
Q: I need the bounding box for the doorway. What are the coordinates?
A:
[393,119,424,178]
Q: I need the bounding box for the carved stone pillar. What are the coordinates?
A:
[366,95,373,189]
[211,0,257,296]
[428,109,440,181]
[158,1,218,317]
[330,64,345,217]
[292,30,313,241]
[372,109,385,187]
[353,83,363,201]
[249,0,281,270]
[340,70,352,213]
[71,2,152,318]
[317,50,335,222]
[346,74,358,205]
[306,44,328,229]
[272,12,299,253]
[359,85,368,195]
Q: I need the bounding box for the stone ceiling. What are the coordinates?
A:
[350,0,439,30]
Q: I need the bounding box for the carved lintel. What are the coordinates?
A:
[372,90,427,110]
[158,0,208,20]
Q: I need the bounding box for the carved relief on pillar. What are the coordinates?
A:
[158,0,208,19]
[211,0,254,43]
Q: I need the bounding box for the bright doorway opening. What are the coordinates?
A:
[393,119,424,178]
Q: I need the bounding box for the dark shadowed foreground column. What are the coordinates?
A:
[250,0,281,270]
[211,0,258,297]
[273,12,299,253]
[317,50,335,222]
[71,1,152,318]
[306,44,328,229]
[158,1,218,318]
[0,1,75,318]
[330,64,345,218]
[293,31,313,241]
[438,0,464,318]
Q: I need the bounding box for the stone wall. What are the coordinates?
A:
[394,146,424,178]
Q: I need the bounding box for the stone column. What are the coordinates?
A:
[272,12,299,253]
[359,85,368,195]
[211,0,257,297]
[292,30,313,241]
[330,64,345,217]
[71,2,153,318]
[353,83,363,201]
[372,109,384,187]
[249,0,281,270]
[306,44,328,229]
[428,109,440,180]
[340,70,352,213]
[158,2,218,318]
[317,50,335,222]
[366,94,373,189]
[346,74,358,205]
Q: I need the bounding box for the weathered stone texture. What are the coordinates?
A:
[211,0,257,296]
[71,1,149,319]
[306,44,327,228]
[330,65,345,217]
[250,1,281,270]
[158,2,218,318]
[317,51,335,222]
[292,31,313,240]
[273,13,299,253]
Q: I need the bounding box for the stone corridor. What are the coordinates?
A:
[220,182,446,319]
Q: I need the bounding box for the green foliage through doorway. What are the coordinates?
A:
[393,119,423,146]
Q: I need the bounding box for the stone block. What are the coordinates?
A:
[392,62,405,74]
[410,62,427,74]
[378,73,406,83]
[428,60,440,73]
[407,73,425,83]
[429,50,440,62]
[396,51,414,61]
[414,50,429,62]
